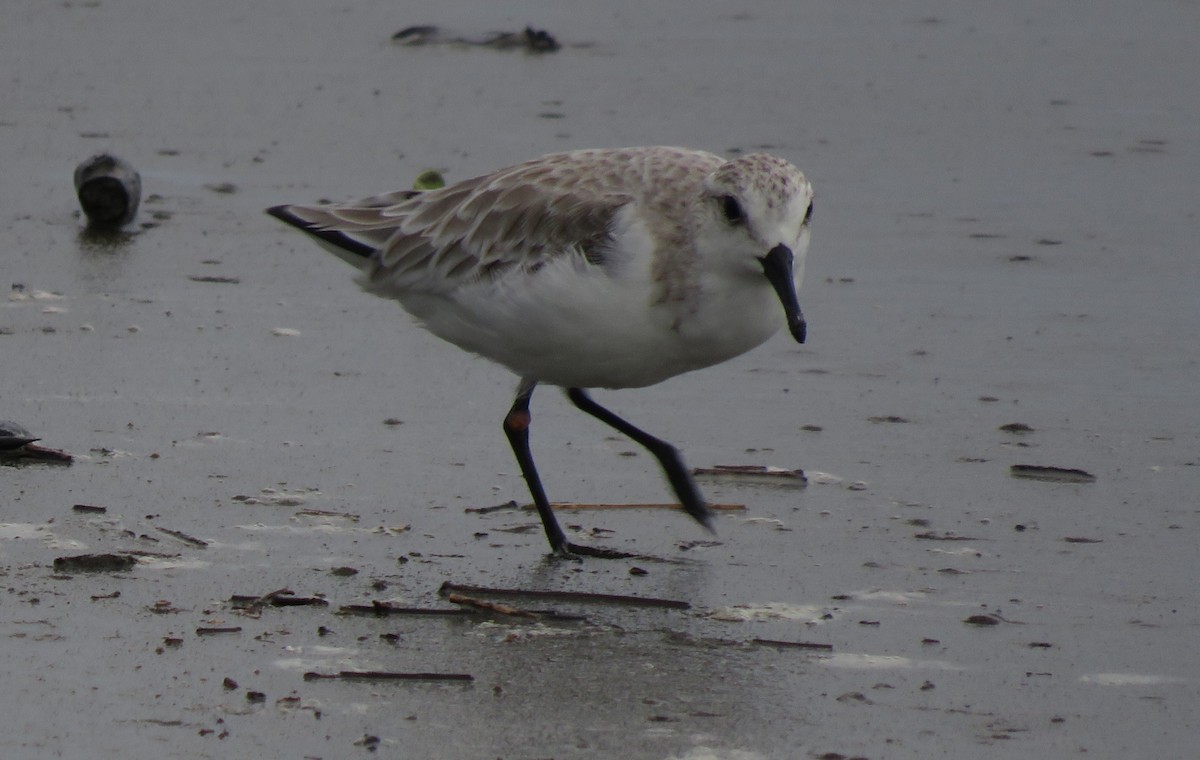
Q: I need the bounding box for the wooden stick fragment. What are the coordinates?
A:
[752,638,834,651]
[304,670,473,682]
[438,581,690,610]
[1010,464,1097,483]
[693,465,807,486]
[464,500,522,514]
[337,602,473,617]
[230,591,329,609]
[446,592,539,619]
[548,501,746,511]
[296,508,361,521]
[156,526,209,547]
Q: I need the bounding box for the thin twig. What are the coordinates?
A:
[156,526,209,547]
[549,502,746,511]
[438,581,690,610]
[303,670,473,682]
[752,638,834,651]
[446,592,539,618]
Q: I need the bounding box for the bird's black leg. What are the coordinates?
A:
[503,382,642,560]
[566,388,715,532]
[502,381,569,555]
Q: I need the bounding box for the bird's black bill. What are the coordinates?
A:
[0,438,39,452]
[760,244,807,344]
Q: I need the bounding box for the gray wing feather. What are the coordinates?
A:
[272,147,726,293]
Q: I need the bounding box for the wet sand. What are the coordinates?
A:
[2,1,1197,758]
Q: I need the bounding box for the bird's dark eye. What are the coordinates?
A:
[720,194,745,226]
[803,201,813,225]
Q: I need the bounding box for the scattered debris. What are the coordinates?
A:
[296,508,360,521]
[233,488,316,506]
[74,153,141,227]
[438,581,690,610]
[551,501,747,511]
[913,531,979,541]
[230,588,329,612]
[304,670,473,683]
[412,170,445,190]
[188,275,241,284]
[156,526,208,547]
[337,602,472,617]
[465,500,522,515]
[1010,464,1097,483]
[677,539,722,551]
[692,464,807,487]
[998,423,1035,434]
[752,638,834,651]
[392,25,560,53]
[391,24,438,43]
[354,735,382,751]
[446,592,540,619]
[490,524,538,534]
[707,603,826,623]
[741,516,791,531]
[53,553,137,573]
[195,626,243,636]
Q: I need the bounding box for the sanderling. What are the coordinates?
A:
[268,146,813,557]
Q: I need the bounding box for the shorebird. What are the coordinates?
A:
[268,146,813,557]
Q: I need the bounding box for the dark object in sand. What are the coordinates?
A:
[392,25,560,53]
[753,638,834,651]
[693,464,807,487]
[53,553,137,573]
[229,590,330,609]
[304,670,473,683]
[74,153,141,227]
[438,581,691,610]
[1010,464,1097,483]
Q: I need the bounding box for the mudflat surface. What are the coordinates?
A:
[2,1,1197,758]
